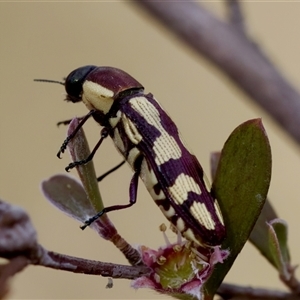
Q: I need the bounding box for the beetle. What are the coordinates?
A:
[36,65,225,247]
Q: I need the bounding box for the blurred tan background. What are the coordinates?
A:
[1,2,300,299]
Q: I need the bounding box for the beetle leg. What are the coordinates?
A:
[80,156,143,229]
[97,160,126,182]
[65,127,110,172]
[57,109,96,158]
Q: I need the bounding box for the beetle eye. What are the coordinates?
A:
[65,65,97,102]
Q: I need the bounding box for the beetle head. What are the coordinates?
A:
[65,65,144,115]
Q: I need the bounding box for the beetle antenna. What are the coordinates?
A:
[34,79,65,85]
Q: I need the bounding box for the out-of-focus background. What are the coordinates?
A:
[1,2,300,299]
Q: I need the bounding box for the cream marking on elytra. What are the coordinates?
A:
[176,217,186,232]
[82,80,114,114]
[214,200,225,225]
[168,174,202,205]
[183,228,201,245]
[160,205,176,218]
[153,134,182,166]
[112,127,126,155]
[127,147,141,169]
[150,187,165,201]
[122,115,143,145]
[140,160,165,200]
[109,111,122,128]
[140,159,158,185]
[190,202,215,230]
[129,97,182,165]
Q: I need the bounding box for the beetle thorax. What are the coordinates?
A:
[82,80,115,114]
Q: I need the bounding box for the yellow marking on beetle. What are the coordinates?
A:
[214,200,225,226]
[176,217,186,232]
[127,147,141,169]
[160,205,176,218]
[109,111,122,128]
[153,135,182,165]
[112,127,126,155]
[129,97,182,165]
[183,228,202,246]
[140,160,165,200]
[150,188,165,201]
[190,202,215,230]
[82,80,114,114]
[140,159,157,185]
[168,174,201,205]
[122,115,142,145]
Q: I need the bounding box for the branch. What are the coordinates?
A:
[218,283,300,300]
[36,246,150,280]
[226,0,246,34]
[0,198,150,296]
[1,189,299,298]
[134,2,300,146]
[281,265,300,295]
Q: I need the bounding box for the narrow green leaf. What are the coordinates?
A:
[267,219,290,279]
[249,199,279,267]
[67,118,104,212]
[204,119,272,296]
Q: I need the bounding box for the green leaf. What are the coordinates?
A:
[267,219,290,279]
[211,154,287,271]
[204,119,272,296]
[67,118,104,212]
[249,199,279,267]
